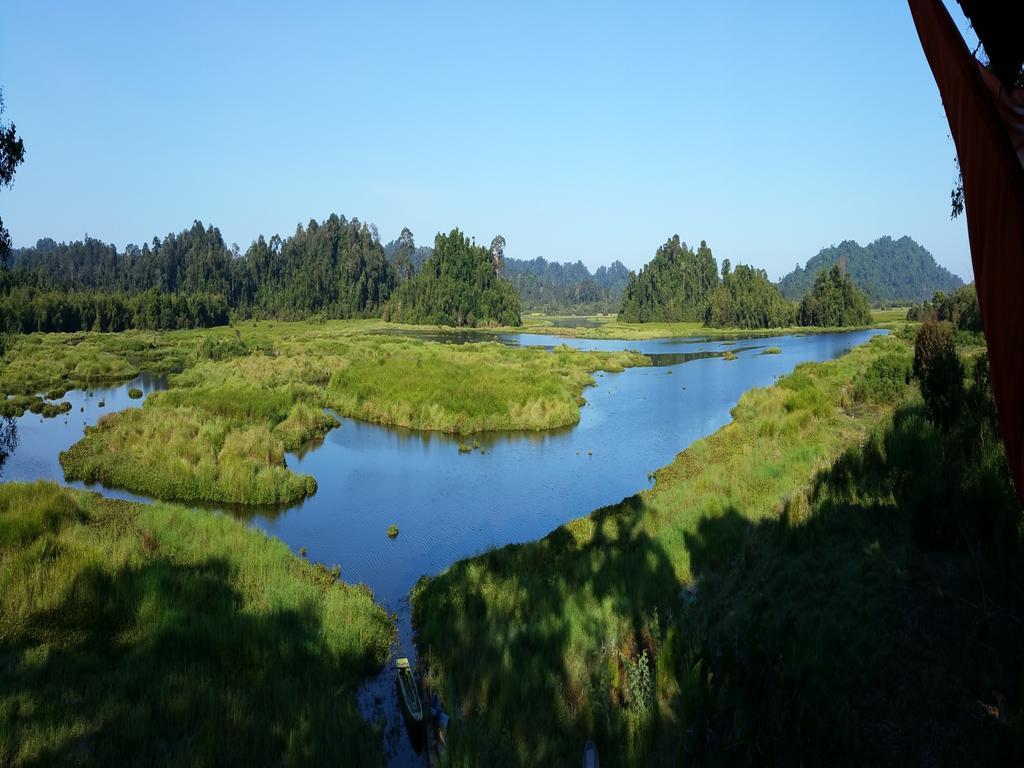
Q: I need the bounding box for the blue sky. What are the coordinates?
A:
[1,1,975,280]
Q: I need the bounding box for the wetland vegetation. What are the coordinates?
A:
[0,481,394,766]
[411,328,1022,766]
[47,322,645,504]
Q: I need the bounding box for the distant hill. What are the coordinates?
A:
[501,257,630,314]
[777,236,963,305]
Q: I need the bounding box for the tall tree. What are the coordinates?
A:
[618,236,719,322]
[0,89,27,269]
[490,235,506,272]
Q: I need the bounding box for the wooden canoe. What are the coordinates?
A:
[396,658,423,723]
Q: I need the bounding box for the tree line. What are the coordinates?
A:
[906,284,982,331]
[619,237,873,329]
[0,286,229,333]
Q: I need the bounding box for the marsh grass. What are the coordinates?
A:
[410,334,953,765]
[0,481,394,766]
[55,324,647,504]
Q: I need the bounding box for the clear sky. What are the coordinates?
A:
[1,1,976,280]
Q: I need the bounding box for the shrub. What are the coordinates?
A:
[128,386,143,399]
[851,350,912,404]
[912,318,963,428]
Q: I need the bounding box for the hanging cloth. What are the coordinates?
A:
[909,0,1024,503]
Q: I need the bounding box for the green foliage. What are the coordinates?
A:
[850,348,912,404]
[704,263,796,329]
[912,318,963,428]
[0,286,228,333]
[387,524,399,538]
[0,89,26,268]
[906,284,982,331]
[778,235,963,305]
[413,332,1022,765]
[60,405,319,505]
[382,229,521,326]
[618,237,719,323]
[127,386,143,399]
[411,335,905,765]
[797,264,873,327]
[9,214,397,324]
[0,482,394,765]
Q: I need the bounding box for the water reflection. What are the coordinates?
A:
[0,417,17,476]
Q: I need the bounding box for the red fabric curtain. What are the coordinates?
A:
[909,0,1024,503]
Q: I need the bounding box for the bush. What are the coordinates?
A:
[912,318,963,428]
[128,386,143,399]
[851,350,912,404]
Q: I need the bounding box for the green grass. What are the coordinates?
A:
[60,406,319,505]
[56,326,647,505]
[0,481,394,766]
[409,333,992,765]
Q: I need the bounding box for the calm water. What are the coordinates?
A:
[2,329,883,765]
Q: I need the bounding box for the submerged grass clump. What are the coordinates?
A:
[0,481,394,765]
[387,524,399,538]
[762,346,782,355]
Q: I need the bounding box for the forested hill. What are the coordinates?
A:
[777,236,963,305]
[382,229,521,327]
[618,236,719,322]
[9,215,397,321]
[500,256,630,314]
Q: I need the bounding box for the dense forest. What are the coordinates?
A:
[618,237,875,329]
[500,257,630,314]
[382,229,521,326]
[9,215,396,327]
[704,261,797,329]
[797,264,874,327]
[618,237,720,322]
[778,235,963,305]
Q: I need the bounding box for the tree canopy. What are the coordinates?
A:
[704,263,797,329]
[8,214,398,330]
[778,236,963,305]
[382,229,521,327]
[0,89,26,269]
[796,264,873,327]
[618,236,719,322]
[907,284,982,332]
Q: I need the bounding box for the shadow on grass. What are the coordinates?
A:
[413,494,681,766]
[679,402,1024,766]
[2,555,384,766]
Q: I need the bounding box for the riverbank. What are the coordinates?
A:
[0,481,394,765]
[410,329,1022,765]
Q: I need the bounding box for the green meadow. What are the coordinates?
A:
[0,481,394,766]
